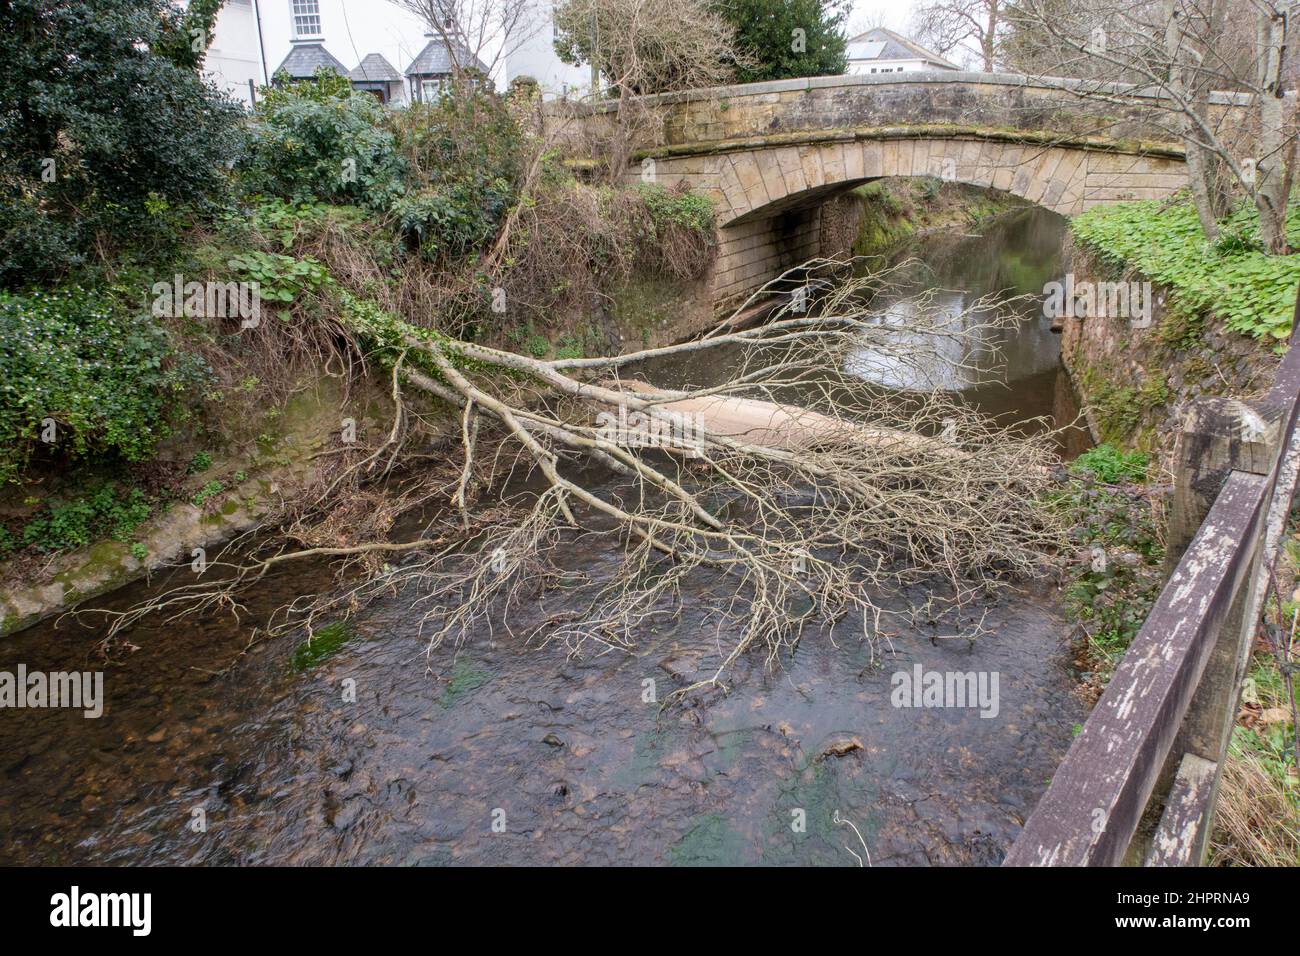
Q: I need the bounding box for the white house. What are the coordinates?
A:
[504,2,590,97]
[845,28,960,76]
[198,0,269,107]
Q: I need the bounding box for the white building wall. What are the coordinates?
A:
[505,3,590,97]
[201,0,266,107]
[846,58,933,76]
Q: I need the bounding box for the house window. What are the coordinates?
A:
[421,78,444,100]
[291,0,322,39]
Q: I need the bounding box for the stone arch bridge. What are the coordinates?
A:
[566,73,1229,308]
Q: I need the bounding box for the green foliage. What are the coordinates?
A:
[1071,194,1300,340]
[226,251,334,305]
[8,485,152,556]
[188,451,212,473]
[247,198,334,250]
[0,288,209,484]
[386,93,522,261]
[191,480,224,507]
[240,69,405,208]
[390,181,513,260]
[1069,443,1149,484]
[716,0,849,83]
[0,0,245,287]
[1056,464,1165,680]
[635,183,715,235]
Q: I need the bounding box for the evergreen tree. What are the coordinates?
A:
[716,0,849,83]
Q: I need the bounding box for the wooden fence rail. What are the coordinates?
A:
[1005,293,1300,867]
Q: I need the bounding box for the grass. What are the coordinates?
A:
[1210,518,1300,865]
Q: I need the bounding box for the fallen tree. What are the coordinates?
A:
[91,260,1066,701]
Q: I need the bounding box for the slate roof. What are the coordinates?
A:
[349,53,403,83]
[274,41,350,79]
[846,28,960,70]
[405,34,488,76]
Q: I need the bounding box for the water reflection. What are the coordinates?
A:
[846,207,1069,399]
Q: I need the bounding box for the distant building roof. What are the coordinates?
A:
[405,34,488,76]
[350,53,403,83]
[274,41,349,80]
[846,28,960,70]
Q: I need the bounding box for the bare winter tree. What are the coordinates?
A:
[91,262,1066,699]
[550,0,755,180]
[911,0,1005,71]
[1008,0,1298,251]
[388,0,542,81]
[553,0,750,94]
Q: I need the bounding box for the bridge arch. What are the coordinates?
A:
[635,132,1186,307]
[568,73,1212,308]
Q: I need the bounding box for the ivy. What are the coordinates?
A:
[0,287,209,483]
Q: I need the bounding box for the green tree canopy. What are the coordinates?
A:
[715,0,849,83]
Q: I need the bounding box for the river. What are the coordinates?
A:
[0,205,1089,866]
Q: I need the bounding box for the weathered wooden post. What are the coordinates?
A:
[1145,324,1300,865]
[1143,398,1280,865]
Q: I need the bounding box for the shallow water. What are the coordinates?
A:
[0,207,1088,866]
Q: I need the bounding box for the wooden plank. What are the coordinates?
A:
[1144,753,1218,866]
[1004,471,1269,866]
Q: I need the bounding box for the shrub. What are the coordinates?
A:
[0,0,246,287]
[390,180,514,260]
[240,69,405,208]
[0,287,209,483]
[385,91,523,261]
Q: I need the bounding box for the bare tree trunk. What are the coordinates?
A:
[1166,0,1221,242]
[1254,3,1293,254]
[983,0,1000,71]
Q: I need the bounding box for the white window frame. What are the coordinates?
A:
[291,0,322,40]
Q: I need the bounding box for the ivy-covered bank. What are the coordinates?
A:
[1057,190,1300,866]
[1060,193,1294,456]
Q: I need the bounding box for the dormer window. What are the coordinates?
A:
[291,0,323,40]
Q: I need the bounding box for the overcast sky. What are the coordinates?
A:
[848,0,921,34]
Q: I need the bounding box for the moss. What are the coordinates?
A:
[290,620,355,671]
[438,658,494,708]
[1180,354,1213,383]
[1080,364,1143,445]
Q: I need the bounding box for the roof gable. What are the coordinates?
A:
[350,53,402,83]
[846,28,959,69]
[405,35,488,76]
[274,42,349,80]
